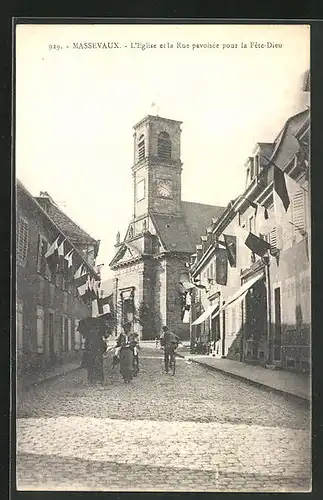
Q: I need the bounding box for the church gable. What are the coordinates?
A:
[110,243,142,267]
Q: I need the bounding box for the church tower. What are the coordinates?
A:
[132,115,183,219]
[110,114,225,340]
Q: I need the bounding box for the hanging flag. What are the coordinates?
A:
[182,309,190,323]
[273,166,302,223]
[215,247,228,285]
[274,166,290,212]
[77,274,90,297]
[74,264,88,287]
[92,297,99,318]
[223,234,237,267]
[96,295,111,316]
[45,236,60,274]
[57,239,66,272]
[63,249,74,280]
[236,225,271,257]
[89,277,99,300]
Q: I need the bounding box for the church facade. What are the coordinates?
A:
[110,115,224,340]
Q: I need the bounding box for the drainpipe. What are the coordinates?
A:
[264,254,273,365]
[221,299,226,358]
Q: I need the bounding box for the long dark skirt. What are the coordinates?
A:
[120,346,134,382]
[87,350,104,383]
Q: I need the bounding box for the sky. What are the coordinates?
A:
[16,24,310,280]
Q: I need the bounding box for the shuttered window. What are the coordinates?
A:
[291,190,306,237]
[17,218,29,266]
[36,306,44,353]
[158,132,172,160]
[138,135,145,161]
[270,227,277,248]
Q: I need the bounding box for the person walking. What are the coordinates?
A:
[87,333,106,385]
[160,325,179,374]
[116,323,134,383]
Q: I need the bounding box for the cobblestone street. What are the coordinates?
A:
[16,346,311,492]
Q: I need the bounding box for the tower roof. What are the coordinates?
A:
[133,114,182,130]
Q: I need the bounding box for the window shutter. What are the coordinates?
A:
[36,307,44,353]
[270,227,277,248]
[138,135,145,161]
[291,190,306,236]
[18,218,29,265]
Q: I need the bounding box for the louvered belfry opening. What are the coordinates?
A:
[138,135,145,161]
[158,132,172,160]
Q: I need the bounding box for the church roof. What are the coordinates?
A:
[151,201,225,254]
[181,201,225,243]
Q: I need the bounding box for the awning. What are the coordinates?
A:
[222,272,264,310]
[192,299,219,326]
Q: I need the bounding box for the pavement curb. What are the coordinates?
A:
[188,357,310,404]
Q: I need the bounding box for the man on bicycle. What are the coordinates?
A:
[160,325,179,373]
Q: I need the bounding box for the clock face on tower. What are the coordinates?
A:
[157,178,172,198]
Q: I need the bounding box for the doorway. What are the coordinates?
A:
[274,287,282,360]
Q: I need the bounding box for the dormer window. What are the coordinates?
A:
[138,135,145,161]
[158,132,172,160]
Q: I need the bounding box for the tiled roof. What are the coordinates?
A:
[35,196,97,245]
[151,213,195,253]
[181,201,225,243]
[271,109,309,162]
[151,201,225,253]
[17,180,99,278]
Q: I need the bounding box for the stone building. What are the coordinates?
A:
[189,73,310,372]
[16,180,101,383]
[109,115,225,340]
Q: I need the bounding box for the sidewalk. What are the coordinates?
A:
[18,360,83,392]
[18,349,116,392]
[187,355,311,402]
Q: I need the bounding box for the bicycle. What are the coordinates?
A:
[168,349,176,376]
[164,346,176,376]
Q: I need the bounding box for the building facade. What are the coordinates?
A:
[16,181,101,382]
[190,102,310,372]
[110,115,225,340]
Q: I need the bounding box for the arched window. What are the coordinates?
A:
[138,135,145,161]
[157,132,172,160]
